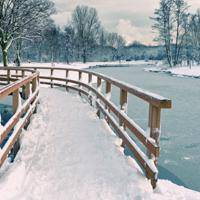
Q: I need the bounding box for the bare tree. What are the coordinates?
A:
[99,28,108,47]
[43,25,61,63]
[0,0,55,66]
[152,0,174,67]
[63,25,75,64]
[106,32,125,61]
[189,10,200,64]
[173,0,189,65]
[71,5,101,63]
[152,0,189,67]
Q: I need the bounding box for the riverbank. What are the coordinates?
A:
[0,60,153,69]
[144,65,200,78]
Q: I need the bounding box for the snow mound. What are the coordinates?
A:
[145,66,200,78]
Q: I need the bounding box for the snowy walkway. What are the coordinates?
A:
[0,88,199,200]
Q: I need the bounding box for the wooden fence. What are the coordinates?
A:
[0,66,171,188]
[0,67,39,167]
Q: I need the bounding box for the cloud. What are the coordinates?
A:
[51,11,71,27]
[117,19,155,45]
[51,0,200,43]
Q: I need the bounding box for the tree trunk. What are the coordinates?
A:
[82,49,87,63]
[2,49,8,67]
[65,49,70,64]
[15,52,21,67]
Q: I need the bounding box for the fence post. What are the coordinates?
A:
[22,70,25,78]
[119,89,128,127]
[66,70,69,91]
[105,81,111,103]
[50,68,54,88]
[119,89,128,148]
[88,73,92,105]
[11,88,21,161]
[7,69,10,84]
[13,89,20,113]
[32,77,37,93]
[147,104,161,188]
[96,77,102,118]
[105,81,111,124]
[24,82,31,99]
[24,82,31,129]
[78,71,82,96]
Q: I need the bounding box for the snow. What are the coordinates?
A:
[19,60,153,69]
[0,61,153,87]
[0,88,199,199]
[167,66,200,78]
[145,65,200,78]
[0,60,153,70]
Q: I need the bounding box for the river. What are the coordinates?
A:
[91,64,200,192]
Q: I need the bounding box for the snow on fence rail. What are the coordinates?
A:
[0,67,39,168]
[24,66,171,188]
[0,66,171,189]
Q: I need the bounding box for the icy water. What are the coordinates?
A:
[91,64,200,192]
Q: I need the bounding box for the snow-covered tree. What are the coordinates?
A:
[43,25,61,63]
[63,26,75,64]
[0,0,55,66]
[173,0,189,66]
[71,5,101,63]
[152,0,189,67]
[106,32,125,61]
[189,10,200,64]
[152,0,175,67]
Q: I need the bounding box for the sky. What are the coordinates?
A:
[51,0,200,45]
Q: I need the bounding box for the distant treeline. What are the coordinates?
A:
[0,2,165,66]
[1,0,199,67]
[0,40,165,64]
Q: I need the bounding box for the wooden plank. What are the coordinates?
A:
[119,89,128,127]
[105,81,111,100]
[28,67,171,108]
[22,70,25,78]
[0,88,39,145]
[24,82,31,99]
[7,69,10,84]
[97,77,102,93]
[50,68,54,88]
[32,77,37,93]
[0,97,39,167]
[0,72,38,99]
[148,105,161,160]
[78,71,82,95]
[66,70,69,91]
[13,89,19,114]
[96,77,102,118]
[88,74,93,105]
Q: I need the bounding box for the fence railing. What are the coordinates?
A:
[0,67,39,167]
[0,66,171,188]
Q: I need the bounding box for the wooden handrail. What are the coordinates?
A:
[21,66,171,108]
[0,68,39,167]
[0,66,172,189]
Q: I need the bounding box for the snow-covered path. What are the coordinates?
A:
[0,88,200,200]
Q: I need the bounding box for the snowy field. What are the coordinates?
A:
[0,60,153,69]
[0,88,199,199]
[0,61,153,85]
